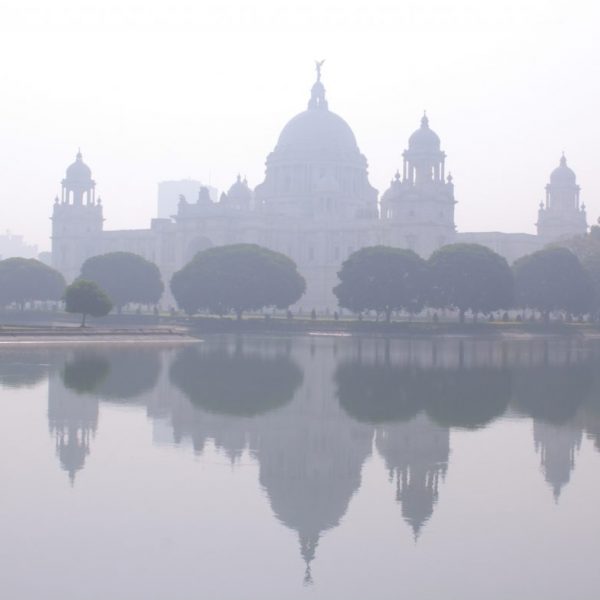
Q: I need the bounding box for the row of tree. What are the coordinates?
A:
[0,236,598,324]
[168,242,597,323]
[334,243,594,323]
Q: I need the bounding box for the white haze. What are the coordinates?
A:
[0,0,599,251]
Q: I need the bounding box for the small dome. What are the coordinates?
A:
[408,114,441,152]
[227,174,252,200]
[221,175,252,209]
[550,154,576,185]
[66,150,92,181]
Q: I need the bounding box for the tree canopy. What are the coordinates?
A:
[333,246,428,321]
[61,349,160,400]
[80,252,164,309]
[170,244,306,317]
[513,246,594,318]
[64,279,113,326]
[562,226,600,314]
[428,243,514,322]
[169,346,303,416]
[0,257,65,308]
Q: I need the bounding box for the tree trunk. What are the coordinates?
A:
[459,308,465,324]
[236,309,243,321]
[385,308,392,323]
[81,313,87,328]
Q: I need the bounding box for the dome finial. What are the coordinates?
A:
[560,151,567,166]
[421,111,429,128]
[308,60,328,110]
[76,147,82,160]
[315,59,325,82]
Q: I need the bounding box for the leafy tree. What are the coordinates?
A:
[62,355,110,394]
[170,346,303,416]
[512,362,592,425]
[0,257,65,309]
[425,366,512,429]
[61,348,160,400]
[333,246,428,322]
[170,244,306,318]
[428,243,514,323]
[336,361,428,423]
[562,226,600,315]
[64,279,112,326]
[513,247,594,321]
[80,252,164,310]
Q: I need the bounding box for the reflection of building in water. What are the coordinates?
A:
[35,336,600,574]
[375,413,449,537]
[48,373,99,483]
[253,337,373,583]
[533,419,583,500]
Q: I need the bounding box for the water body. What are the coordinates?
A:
[1,334,600,599]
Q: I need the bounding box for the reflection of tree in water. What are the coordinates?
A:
[336,362,427,423]
[513,361,593,500]
[60,348,160,401]
[97,348,161,401]
[169,345,303,417]
[61,355,109,394]
[0,349,58,389]
[49,347,162,482]
[425,367,512,430]
[513,363,592,425]
[335,357,450,537]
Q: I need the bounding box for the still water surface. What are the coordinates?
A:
[1,334,600,599]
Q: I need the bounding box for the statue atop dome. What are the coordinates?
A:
[315,59,325,82]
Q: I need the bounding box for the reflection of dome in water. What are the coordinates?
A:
[376,413,449,537]
[256,384,373,582]
[48,373,99,483]
[534,420,582,500]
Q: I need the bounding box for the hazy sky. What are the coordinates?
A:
[1,0,599,251]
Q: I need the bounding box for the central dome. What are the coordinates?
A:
[273,78,360,159]
[276,109,358,155]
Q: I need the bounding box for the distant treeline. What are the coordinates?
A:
[3,226,600,324]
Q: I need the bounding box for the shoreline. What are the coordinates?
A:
[2,320,600,343]
[0,325,198,345]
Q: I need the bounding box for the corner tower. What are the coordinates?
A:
[537,154,587,241]
[51,151,104,282]
[381,114,456,256]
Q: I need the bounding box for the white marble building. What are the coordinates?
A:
[51,68,589,310]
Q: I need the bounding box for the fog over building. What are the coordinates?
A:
[0,231,38,260]
[157,180,218,219]
[51,66,589,309]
